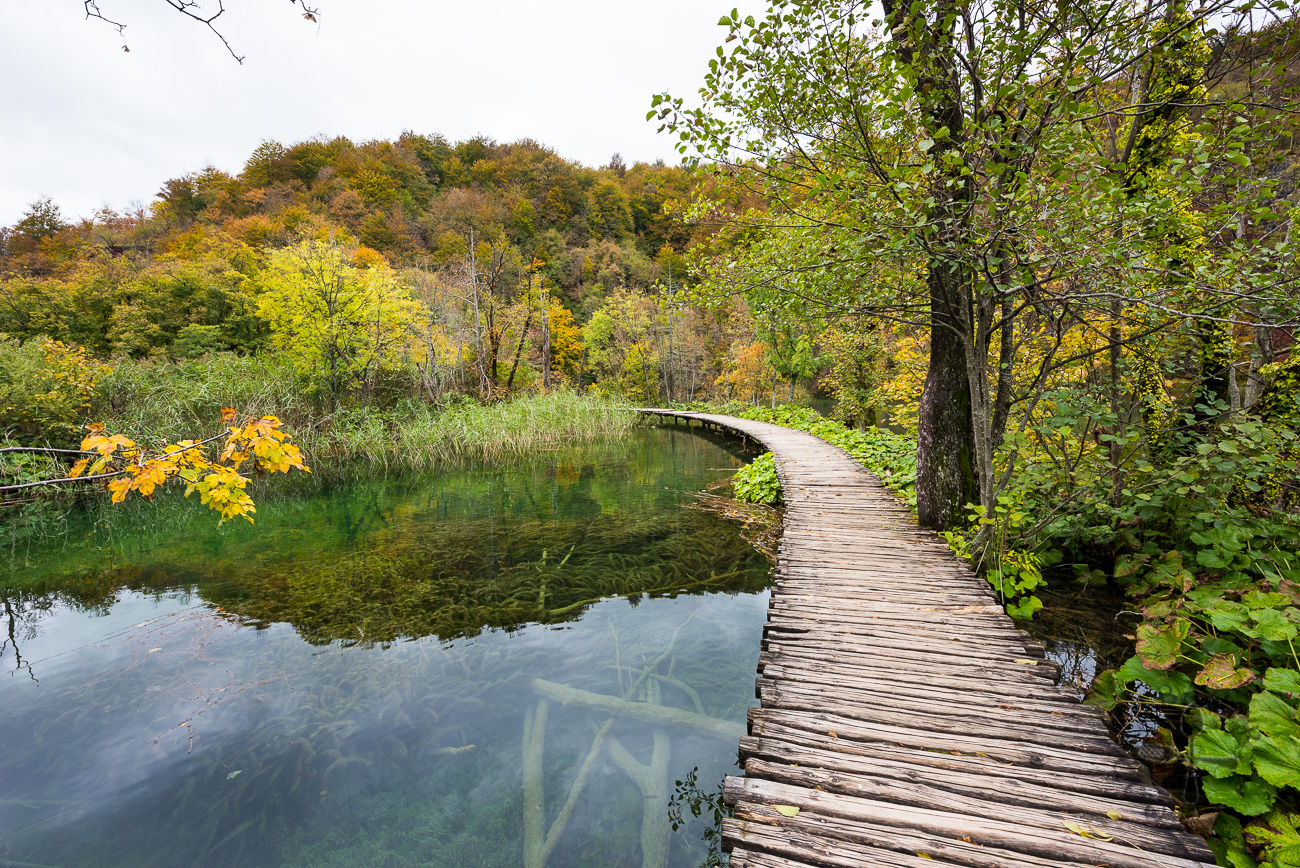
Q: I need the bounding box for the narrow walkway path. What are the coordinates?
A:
[641,411,1217,868]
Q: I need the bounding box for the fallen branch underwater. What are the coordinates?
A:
[530,678,746,741]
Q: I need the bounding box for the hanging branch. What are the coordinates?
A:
[82,0,321,63]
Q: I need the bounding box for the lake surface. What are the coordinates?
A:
[0,428,771,868]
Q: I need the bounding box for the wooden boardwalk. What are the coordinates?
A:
[641,410,1217,868]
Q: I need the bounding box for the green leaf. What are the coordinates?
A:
[1084,670,1124,710]
[1253,609,1298,642]
[1207,601,1250,632]
[1210,813,1261,868]
[1253,735,1300,789]
[1117,656,1195,702]
[1199,548,1230,569]
[1246,812,1300,866]
[1264,668,1300,697]
[1251,691,1300,740]
[1007,595,1043,620]
[1135,619,1191,670]
[1202,774,1276,816]
[1191,728,1252,779]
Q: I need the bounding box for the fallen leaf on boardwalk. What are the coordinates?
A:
[773,805,800,817]
[917,854,932,860]
[1063,822,1113,841]
[1106,810,1123,820]
[827,730,838,738]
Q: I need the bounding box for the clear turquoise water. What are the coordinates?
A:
[0,428,770,868]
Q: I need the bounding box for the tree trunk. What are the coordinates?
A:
[1244,324,1274,409]
[506,305,535,392]
[917,262,978,530]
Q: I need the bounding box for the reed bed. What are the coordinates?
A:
[88,355,636,478]
[313,392,637,473]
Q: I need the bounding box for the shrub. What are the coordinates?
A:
[0,336,109,447]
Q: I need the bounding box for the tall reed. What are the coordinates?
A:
[89,355,636,477]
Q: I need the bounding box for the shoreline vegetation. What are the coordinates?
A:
[93,356,638,474]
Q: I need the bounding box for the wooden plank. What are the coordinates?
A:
[738,726,1175,804]
[739,736,1177,813]
[742,758,1185,836]
[755,679,1119,742]
[725,778,1216,866]
[748,708,1149,778]
[724,821,972,868]
[731,803,1128,868]
[758,661,1102,720]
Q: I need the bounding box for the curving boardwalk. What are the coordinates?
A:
[640,410,1216,868]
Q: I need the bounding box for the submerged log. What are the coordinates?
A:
[531,678,745,741]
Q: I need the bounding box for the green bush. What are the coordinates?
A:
[732,452,780,504]
[0,336,108,448]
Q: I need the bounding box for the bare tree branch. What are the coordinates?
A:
[83,0,320,63]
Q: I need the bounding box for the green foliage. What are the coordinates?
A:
[669,768,729,868]
[732,452,779,505]
[0,336,109,447]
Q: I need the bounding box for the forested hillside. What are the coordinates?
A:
[0,132,796,448]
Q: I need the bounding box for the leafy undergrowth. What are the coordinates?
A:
[731,452,780,505]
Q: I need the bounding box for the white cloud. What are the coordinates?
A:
[0,0,748,223]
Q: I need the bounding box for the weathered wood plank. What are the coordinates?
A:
[725,778,1216,866]
[738,736,1176,813]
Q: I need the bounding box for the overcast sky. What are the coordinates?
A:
[0,0,753,225]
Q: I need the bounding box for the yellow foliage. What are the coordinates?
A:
[69,408,310,525]
[548,299,583,381]
[716,342,778,403]
[352,246,386,269]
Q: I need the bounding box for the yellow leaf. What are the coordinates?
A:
[1063,822,1113,841]
[772,805,799,818]
[1105,810,1123,821]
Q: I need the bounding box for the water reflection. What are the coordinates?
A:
[1,428,770,868]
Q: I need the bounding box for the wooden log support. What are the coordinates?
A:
[636,409,1217,868]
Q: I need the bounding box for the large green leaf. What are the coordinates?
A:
[1250,691,1300,740]
[1211,813,1262,868]
[1247,812,1300,867]
[1205,600,1250,631]
[1264,668,1300,697]
[1252,735,1300,789]
[1083,670,1122,711]
[1202,774,1277,816]
[1135,619,1191,670]
[1190,728,1252,779]
[1252,609,1298,642]
[1117,656,1194,702]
